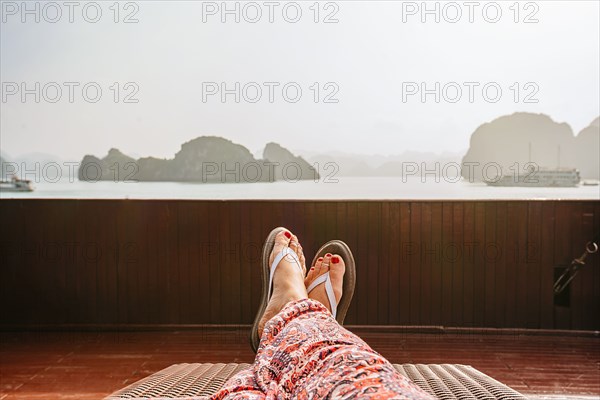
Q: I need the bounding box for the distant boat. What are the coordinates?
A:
[485,167,581,187]
[0,176,34,192]
[485,143,581,188]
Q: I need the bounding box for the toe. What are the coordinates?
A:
[305,256,323,286]
[314,256,325,276]
[329,253,345,273]
[286,233,306,273]
[290,234,306,274]
[329,253,345,302]
[270,229,292,265]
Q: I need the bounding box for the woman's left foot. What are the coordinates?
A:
[257,230,308,338]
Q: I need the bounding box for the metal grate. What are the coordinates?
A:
[106,363,528,399]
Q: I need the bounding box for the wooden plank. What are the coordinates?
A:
[440,202,453,326]
[81,200,99,324]
[579,202,596,330]
[420,202,433,325]
[462,202,475,327]
[430,202,443,325]
[494,202,507,328]
[515,202,529,328]
[553,202,572,329]
[473,202,486,326]
[177,202,192,324]
[63,200,80,323]
[325,202,337,248]
[526,202,542,329]
[115,201,135,324]
[249,202,263,319]
[192,201,210,323]
[388,202,400,325]
[378,202,390,324]
[367,202,380,325]
[570,202,584,330]
[504,202,518,327]
[356,202,369,324]
[539,202,555,329]
[207,202,221,323]
[398,203,411,325]
[229,201,242,323]
[409,202,422,324]
[345,202,359,324]
[592,203,600,330]
[484,202,497,327]
[167,202,180,324]
[451,202,464,326]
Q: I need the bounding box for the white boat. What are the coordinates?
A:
[0,176,34,192]
[485,143,581,187]
[485,168,581,187]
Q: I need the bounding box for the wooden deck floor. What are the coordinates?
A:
[1,328,598,399]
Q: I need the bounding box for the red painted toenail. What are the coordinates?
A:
[325,253,332,257]
[284,231,291,239]
[318,257,323,261]
[331,256,340,264]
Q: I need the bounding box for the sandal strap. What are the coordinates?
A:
[267,246,302,300]
[306,271,338,319]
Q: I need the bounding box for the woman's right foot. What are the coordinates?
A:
[304,253,345,314]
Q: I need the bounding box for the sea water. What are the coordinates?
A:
[1,177,599,200]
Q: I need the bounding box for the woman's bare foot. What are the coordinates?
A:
[304,253,345,314]
[257,230,308,337]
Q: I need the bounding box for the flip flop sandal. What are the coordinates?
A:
[250,227,304,353]
[308,240,356,324]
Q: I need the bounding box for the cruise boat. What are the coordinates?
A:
[0,176,34,192]
[485,167,581,187]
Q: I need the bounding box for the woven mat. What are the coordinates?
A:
[106,363,527,399]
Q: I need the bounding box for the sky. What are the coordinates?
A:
[1,0,599,161]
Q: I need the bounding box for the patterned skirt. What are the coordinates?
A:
[211,299,434,400]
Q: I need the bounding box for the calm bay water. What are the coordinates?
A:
[1,177,599,200]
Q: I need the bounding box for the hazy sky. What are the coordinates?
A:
[1,0,599,160]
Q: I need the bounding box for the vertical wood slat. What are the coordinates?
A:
[579,202,595,330]
[515,202,529,328]
[420,202,433,326]
[484,202,497,327]
[526,202,542,329]
[367,203,380,325]
[539,202,555,329]
[0,199,598,331]
[494,202,507,328]
[344,202,358,325]
[387,202,400,325]
[462,202,475,327]
[473,202,486,326]
[398,203,411,325]
[439,202,451,326]
[430,202,443,325]
[451,202,464,327]
[554,202,573,329]
[379,202,390,325]
[570,202,585,330]
[409,203,422,325]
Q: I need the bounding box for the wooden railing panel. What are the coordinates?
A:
[1,199,599,330]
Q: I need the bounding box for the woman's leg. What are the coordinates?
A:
[255,248,432,399]
[211,230,308,400]
[254,299,433,399]
[210,367,265,400]
[214,231,433,399]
